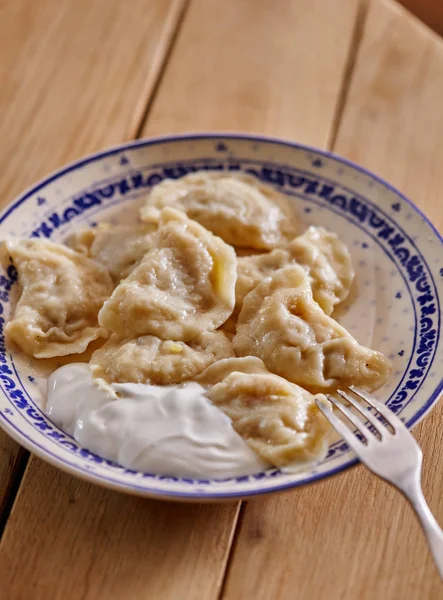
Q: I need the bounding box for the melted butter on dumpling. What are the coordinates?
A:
[90,330,234,385]
[233,266,391,392]
[235,226,354,318]
[67,223,157,283]
[206,372,331,467]
[140,171,298,250]
[1,238,113,358]
[98,208,237,341]
[235,249,288,318]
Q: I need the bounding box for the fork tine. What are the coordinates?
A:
[337,389,385,437]
[316,398,366,452]
[326,395,375,442]
[349,385,404,430]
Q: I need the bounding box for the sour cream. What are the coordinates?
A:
[46,363,268,478]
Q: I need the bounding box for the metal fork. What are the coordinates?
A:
[316,386,443,579]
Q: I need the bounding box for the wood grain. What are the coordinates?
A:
[222,1,443,599]
[337,0,443,224]
[0,0,185,203]
[144,0,360,146]
[0,0,187,530]
[0,0,360,598]
[1,462,239,600]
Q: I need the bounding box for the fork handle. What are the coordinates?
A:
[400,477,443,579]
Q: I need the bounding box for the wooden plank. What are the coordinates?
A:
[1,462,239,600]
[0,0,186,529]
[0,0,185,203]
[0,0,187,530]
[0,0,360,598]
[222,1,443,599]
[0,442,26,534]
[144,0,360,147]
[337,0,443,225]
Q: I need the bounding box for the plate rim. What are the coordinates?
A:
[3,131,442,245]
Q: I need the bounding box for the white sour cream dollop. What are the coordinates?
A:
[46,363,268,478]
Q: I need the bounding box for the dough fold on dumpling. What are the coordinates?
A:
[140,171,298,250]
[206,372,330,467]
[196,356,269,385]
[233,266,391,392]
[1,238,113,358]
[235,226,354,318]
[90,330,234,385]
[67,223,157,282]
[98,208,237,341]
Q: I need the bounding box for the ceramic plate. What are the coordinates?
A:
[0,133,442,501]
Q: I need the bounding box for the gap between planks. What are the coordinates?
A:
[217,502,247,600]
[327,0,369,151]
[0,447,29,538]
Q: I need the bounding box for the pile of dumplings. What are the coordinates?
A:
[1,172,392,469]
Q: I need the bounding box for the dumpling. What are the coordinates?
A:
[218,314,238,335]
[196,356,269,385]
[67,223,157,282]
[140,171,298,250]
[66,228,96,255]
[233,266,391,392]
[98,208,237,341]
[235,226,354,317]
[234,246,265,257]
[1,238,113,358]
[235,249,288,317]
[90,330,234,385]
[206,372,331,467]
[286,226,354,314]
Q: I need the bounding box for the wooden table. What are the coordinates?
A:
[0,1,443,597]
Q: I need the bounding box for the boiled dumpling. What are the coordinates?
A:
[286,226,354,313]
[196,356,269,385]
[235,249,288,318]
[67,223,157,283]
[236,226,354,317]
[98,208,237,341]
[207,371,330,467]
[90,330,234,385]
[233,266,391,392]
[234,246,266,257]
[1,238,113,358]
[140,171,298,250]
